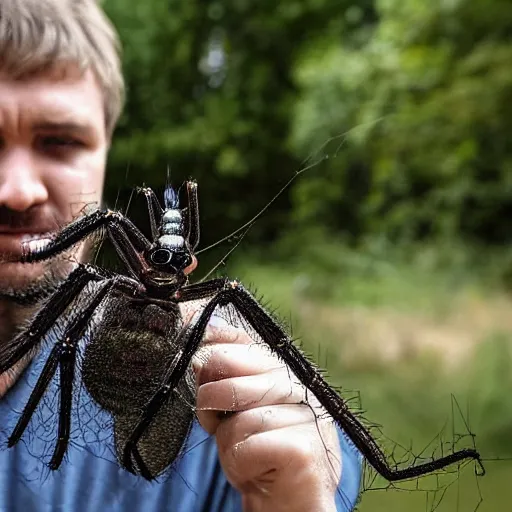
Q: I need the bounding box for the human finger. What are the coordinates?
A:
[214,404,315,451]
[196,368,306,434]
[201,315,255,346]
[219,423,341,498]
[192,342,285,385]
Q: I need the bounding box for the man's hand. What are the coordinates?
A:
[190,314,342,512]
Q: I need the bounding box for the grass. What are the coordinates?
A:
[224,248,512,511]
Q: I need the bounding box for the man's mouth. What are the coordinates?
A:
[20,233,54,253]
[0,231,54,257]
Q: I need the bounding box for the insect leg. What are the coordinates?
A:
[20,210,150,263]
[201,282,486,481]
[105,223,149,278]
[142,280,483,482]
[8,278,115,470]
[136,187,163,240]
[0,264,105,374]
[184,181,200,251]
[176,277,228,302]
[122,349,185,479]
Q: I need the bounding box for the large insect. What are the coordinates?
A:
[0,179,485,483]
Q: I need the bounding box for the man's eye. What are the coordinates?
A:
[40,136,83,149]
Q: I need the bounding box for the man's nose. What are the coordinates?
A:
[0,148,49,211]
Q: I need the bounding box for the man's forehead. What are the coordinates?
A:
[0,68,105,136]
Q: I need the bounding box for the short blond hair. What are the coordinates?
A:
[0,0,124,138]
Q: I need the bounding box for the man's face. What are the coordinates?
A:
[0,67,108,291]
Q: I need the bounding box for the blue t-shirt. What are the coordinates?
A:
[0,334,362,512]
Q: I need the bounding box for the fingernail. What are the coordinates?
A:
[208,315,229,329]
[191,357,201,375]
[191,346,210,375]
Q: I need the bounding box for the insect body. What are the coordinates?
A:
[0,179,485,482]
[81,188,197,476]
[82,294,195,477]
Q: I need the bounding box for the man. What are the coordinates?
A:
[0,1,362,511]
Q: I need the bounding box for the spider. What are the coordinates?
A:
[0,179,485,482]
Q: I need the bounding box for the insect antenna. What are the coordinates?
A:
[195,119,385,256]
[165,164,172,193]
[124,183,137,219]
[163,164,180,210]
[198,221,256,283]
[195,165,312,256]
[164,185,179,210]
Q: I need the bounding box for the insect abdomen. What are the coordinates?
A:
[82,296,195,477]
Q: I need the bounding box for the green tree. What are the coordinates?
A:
[290,0,512,245]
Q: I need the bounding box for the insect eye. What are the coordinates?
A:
[150,248,172,265]
[171,252,193,270]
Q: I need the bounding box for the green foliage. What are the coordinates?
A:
[290,0,512,247]
[468,332,512,453]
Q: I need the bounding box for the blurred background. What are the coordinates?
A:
[101,0,512,509]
